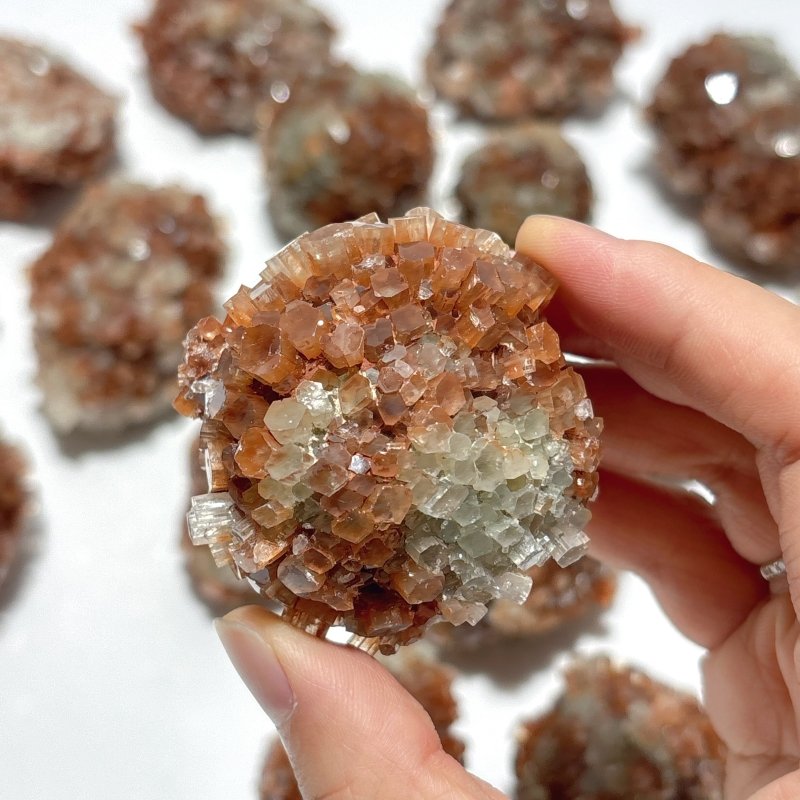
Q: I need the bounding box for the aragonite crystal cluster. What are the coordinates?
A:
[0,436,28,589]
[176,208,601,653]
[183,438,258,613]
[436,557,615,650]
[515,656,725,800]
[426,0,637,121]
[457,125,593,245]
[260,647,463,799]
[648,34,800,270]
[0,37,116,220]
[137,0,336,134]
[259,67,434,240]
[30,179,225,434]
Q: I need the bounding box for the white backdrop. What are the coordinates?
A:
[1,2,798,798]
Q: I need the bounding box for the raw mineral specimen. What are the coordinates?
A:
[647,33,800,271]
[0,37,116,220]
[259,647,463,799]
[647,34,800,197]
[456,125,593,245]
[183,437,256,612]
[515,656,725,800]
[176,207,601,653]
[426,0,636,121]
[0,437,28,589]
[701,103,800,271]
[436,557,616,650]
[136,0,336,134]
[30,179,225,434]
[259,68,434,240]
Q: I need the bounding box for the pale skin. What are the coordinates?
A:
[215,216,800,800]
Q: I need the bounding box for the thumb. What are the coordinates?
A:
[215,606,504,800]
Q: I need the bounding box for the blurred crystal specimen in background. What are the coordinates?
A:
[259,67,434,240]
[30,179,225,434]
[456,124,593,245]
[648,34,800,271]
[434,557,616,650]
[259,645,463,799]
[0,436,28,589]
[176,207,601,653]
[0,37,116,220]
[426,0,637,121]
[515,656,725,800]
[136,0,337,134]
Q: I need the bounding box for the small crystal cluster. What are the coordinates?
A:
[177,208,601,653]
[515,656,725,800]
[426,0,637,121]
[457,125,593,245]
[259,67,434,240]
[259,647,463,799]
[0,37,116,220]
[0,436,28,589]
[136,0,336,134]
[435,557,615,650]
[30,179,225,434]
[183,438,258,613]
[648,34,800,271]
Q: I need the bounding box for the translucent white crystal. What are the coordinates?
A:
[187,492,236,546]
[496,571,534,603]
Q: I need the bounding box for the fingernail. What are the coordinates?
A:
[214,618,295,726]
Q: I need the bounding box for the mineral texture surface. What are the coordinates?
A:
[177,208,601,653]
[183,437,257,612]
[31,179,225,434]
[647,33,800,198]
[0,437,27,589]
[701,102,800,270]
[515,656,725,800]
[0,37,116,220]
[259,68,434,240]
[457,125,592,245]
[435,557,615,650]
[648,33,800,271]
[136,0,336,134]
[259,647,463,799]
[426,0,636,121]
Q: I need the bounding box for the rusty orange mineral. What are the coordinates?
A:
[176,208,601,653]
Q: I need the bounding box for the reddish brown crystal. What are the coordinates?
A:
[0,437,27,589]
[259,648,463,799]
[426,0,637,121]
[183,437,257,613]
[647,34,800,272]
[457,125,593,245]
[701,103,800,271]
[136,0,336,134]
[30,179,225,433]
[259,68,434,239]
[178,208,601,653]
[647,34,800,198]
[0,37,116,220]
[515,656,725,800]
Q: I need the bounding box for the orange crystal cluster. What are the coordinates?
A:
[176,208,601,652]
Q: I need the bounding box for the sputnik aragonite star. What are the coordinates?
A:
[175,208,601,653]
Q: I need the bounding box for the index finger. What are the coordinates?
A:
[516,217,800,466]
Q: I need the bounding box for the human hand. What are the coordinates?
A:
[215,217,800,800]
